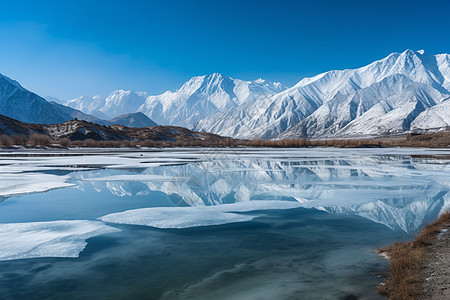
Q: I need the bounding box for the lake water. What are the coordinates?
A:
[0,148,449,299]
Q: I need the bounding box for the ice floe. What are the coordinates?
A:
[99,201,303,229]
[100,207,255,229]
[0,220,120,261]
[0,173,75,197]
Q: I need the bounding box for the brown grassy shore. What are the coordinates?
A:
[1,130,450,149]
[378,212,450,300]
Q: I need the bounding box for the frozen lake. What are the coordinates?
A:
[0,147,449,299]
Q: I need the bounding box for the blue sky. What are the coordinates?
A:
[0,0,449,99]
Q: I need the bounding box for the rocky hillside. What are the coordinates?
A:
[0,114,228,144]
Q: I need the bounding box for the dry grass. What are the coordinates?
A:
[0,134,13,147]
[378,211,450,299]
[58,138,70,147]
[28,133,53,147]
[12,134,28,146]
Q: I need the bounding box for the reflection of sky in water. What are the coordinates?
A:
[0,148,449,299]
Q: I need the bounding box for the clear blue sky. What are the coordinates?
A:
[0,0,449,99]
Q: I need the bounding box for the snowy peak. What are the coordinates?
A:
[178,73,227,93]
[65,90,148,119]
[139,74,287,126]
[102,89,148,118]
[61,73,286,127]
[293,49,448,101]
[194,50,450,139]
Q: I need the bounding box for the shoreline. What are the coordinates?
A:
[378,212,450,299]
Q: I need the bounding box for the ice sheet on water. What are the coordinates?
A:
[0,220,120,261]
[100,207,255,229]
[0,154,192,173]
[100,201,303,229]
[0,173,75,197]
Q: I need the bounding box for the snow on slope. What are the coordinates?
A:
[410,98,450,132]
[193,50,450,139]
[0,73,71,124]
[282,75,447,138]
[139,73,286,127]
[65,90,148,119]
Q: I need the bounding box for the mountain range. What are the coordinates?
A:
[0,75,156,128]
[193,50,450,139]
[1,49,449,139]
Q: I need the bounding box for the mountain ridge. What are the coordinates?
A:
[2,49,450,140]
[192,50,450,139]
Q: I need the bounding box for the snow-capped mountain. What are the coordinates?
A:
[193,50,450,139]
[281,75,448,138]
[139,73,287,126]
[65,90,148,119]
[0,72,158,128]
[3,49,450,138]
[50,102,157,128]
[0,73,71,124]
[410,97,450,132]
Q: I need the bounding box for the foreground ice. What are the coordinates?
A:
[100,201,302,229]
[0,220,120,261]
[0,173,75,198]
[100,207,255,229]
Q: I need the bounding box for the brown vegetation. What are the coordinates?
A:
[12,134,28,146]
[58,138,71,147]
[0,134,13,147]
[28,133,53,147]
[0,132,449,149]
[378,212,450,300]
